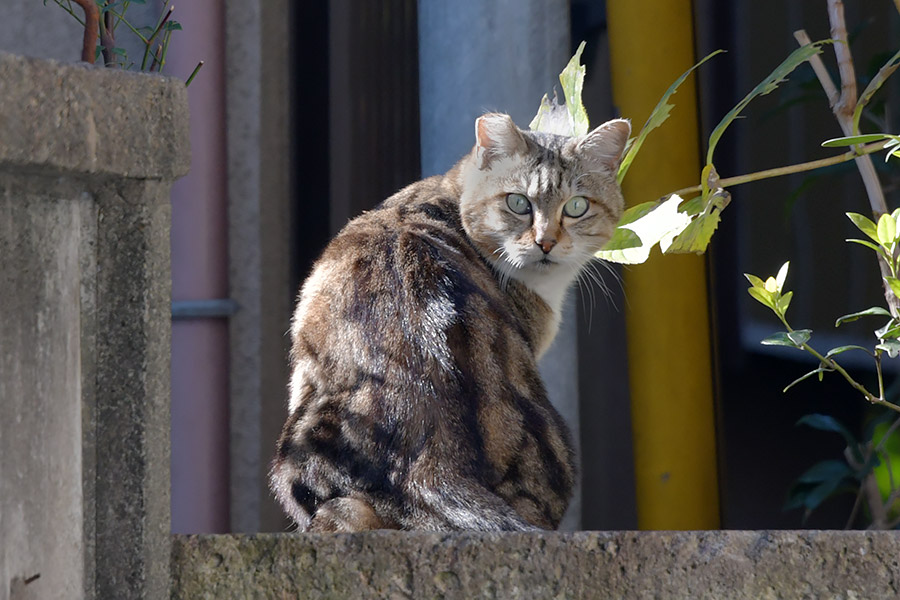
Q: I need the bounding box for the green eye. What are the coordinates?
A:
[563,196,589,218]
[506,193,532,215]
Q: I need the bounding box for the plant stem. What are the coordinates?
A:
[69,0,98,63]
[778,315,900,413]
[670,140,889,198]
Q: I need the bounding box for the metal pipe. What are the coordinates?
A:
[607,0,721,529]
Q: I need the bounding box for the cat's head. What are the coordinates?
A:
[458,113,630,310]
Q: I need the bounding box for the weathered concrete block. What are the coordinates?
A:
[0,52,188,600]
[171,530,900,599]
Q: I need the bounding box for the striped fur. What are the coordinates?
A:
[270,114,629,531]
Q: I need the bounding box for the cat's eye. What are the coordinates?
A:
[563,196,589,218]
[506,193,532,215]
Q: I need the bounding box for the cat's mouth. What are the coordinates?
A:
[535,257,557,268]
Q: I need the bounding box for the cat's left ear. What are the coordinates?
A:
[574,118,631,172]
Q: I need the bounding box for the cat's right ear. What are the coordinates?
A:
[474,113,528,169]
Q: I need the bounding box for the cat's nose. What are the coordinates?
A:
[536,238,557,254]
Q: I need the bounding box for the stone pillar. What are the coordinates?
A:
[0,53,189,599]
[417,0,581,528]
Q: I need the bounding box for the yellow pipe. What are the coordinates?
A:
[606,0,720,529]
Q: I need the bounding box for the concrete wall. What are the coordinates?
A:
[172,530,900,599]
[0,53,189,599]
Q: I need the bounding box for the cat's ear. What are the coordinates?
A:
[474,113,528,169]
[574,118,631,173]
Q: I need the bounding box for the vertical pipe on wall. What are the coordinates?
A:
[606,0,721,529]
[167,0,231,533]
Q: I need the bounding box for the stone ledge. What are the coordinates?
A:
[0,52,189,180]
[171,530,900,599]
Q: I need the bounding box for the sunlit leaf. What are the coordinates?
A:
[776,290,793,315]
[847,212,880,242]
[595,195,691,264]
[875,320,900,340]
[835,306,891,327]
[707,41,830,166]
[822,133,891,147]
[617,49,724,184]
[775,261,790,293]
[664,189,731,254]
[877,213,897,246]
[748,288,776,311]
[745,273,767,289]
[530,41,588,136]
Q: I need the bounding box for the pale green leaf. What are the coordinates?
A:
[760,331,797,347]
[617,49,725,184]
[775,261,790,293]
[776,290,793,316]
[788,329,812,346]
[707,42,830,166]
[835,306,891,327]
[530,41,589,136]
[664,190,731,254]
[875,320,900,340]
[745,273,767,289]
[596,195,691,264]
[748,288,776,311]
[877,213,897,246]
[846,212,879,243]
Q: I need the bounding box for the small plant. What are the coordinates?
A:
[45,0,202,84]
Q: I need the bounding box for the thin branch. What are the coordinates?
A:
[828,0,858,123]
[794,30,839,108]
[669,140,889,198]
[69,0,98,63]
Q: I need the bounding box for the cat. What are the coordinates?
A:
[270,112,630,531]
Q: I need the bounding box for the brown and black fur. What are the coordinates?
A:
[270,114,630,531]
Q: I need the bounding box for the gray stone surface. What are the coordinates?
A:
[0,52,188,599]
[0,52,190,180]
[172,530,900,599]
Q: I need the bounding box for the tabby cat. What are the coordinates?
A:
[270,113,630,531]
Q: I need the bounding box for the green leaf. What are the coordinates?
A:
[530,41,588,136]
[853,48,900,134]
[775,290,793,316]
[846,212,880,242]
[822,133,891,147]
[797,413,859,449]
[824,345,870,358]
[877,213,897,246]
[617,49,725,184]
[745,273,767,289]
[876,340,900,358]
[802,477,845,511]
[760,329,810,348]
[846,238,883,254]
[775,261,790,293]
[664,190,731,254]
[835,306,891,327]
[875,320,900,340]
[748,288,776,311]
[796,460,852,484]
[163,21,183,32]
[706,41,830,166]
[887,277,900,300]
[596,195,691,264]
[784,367,831,393]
